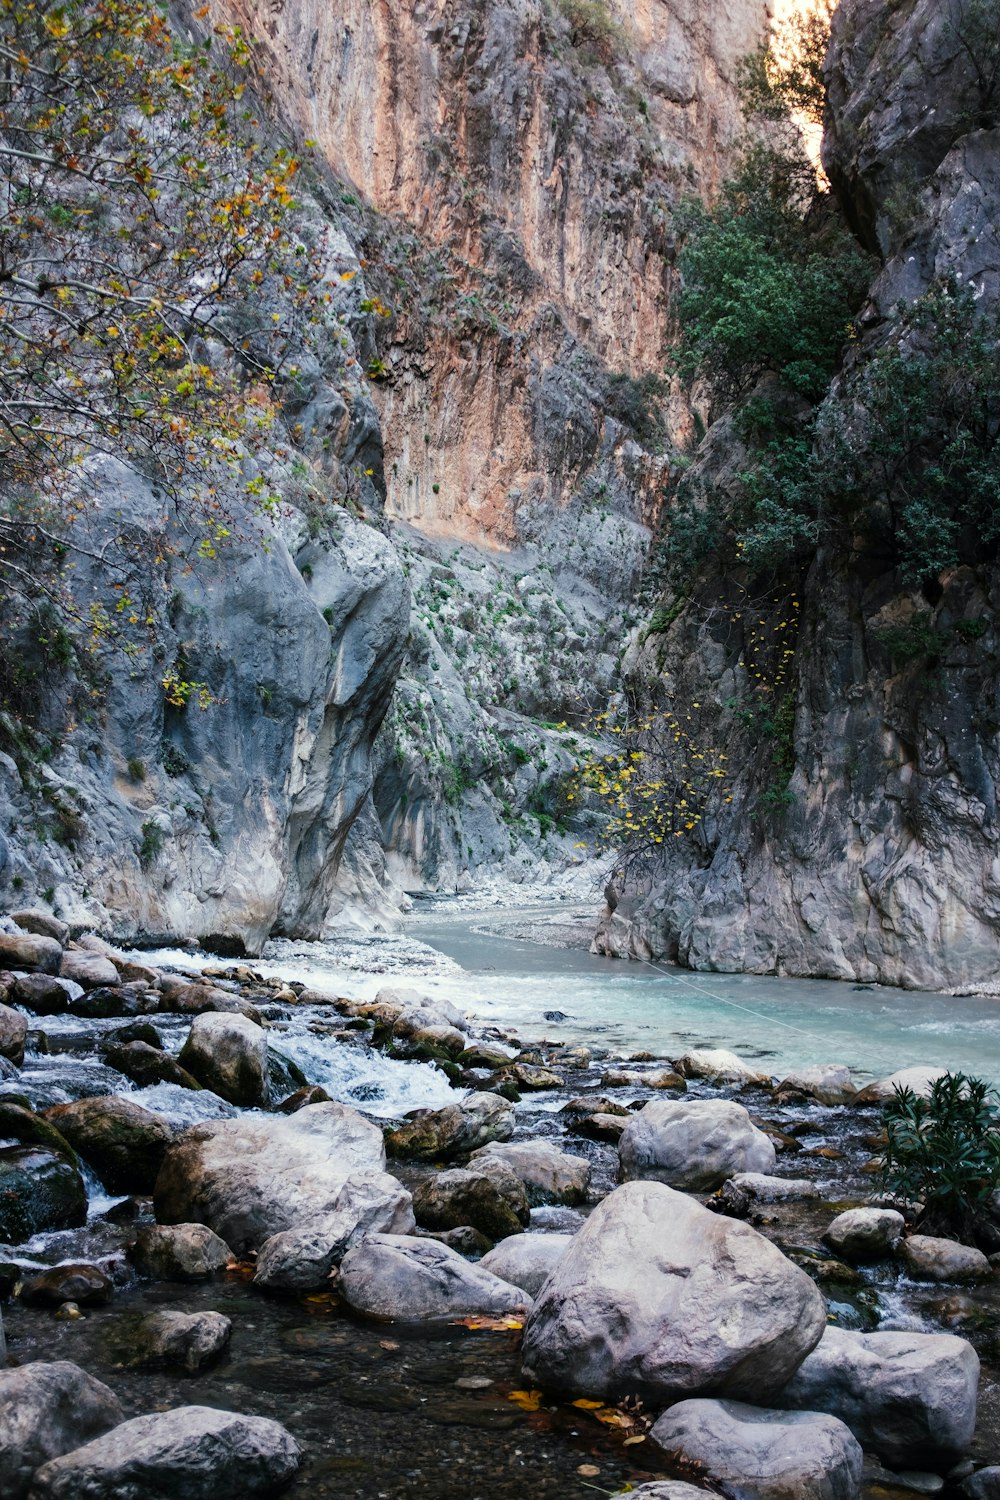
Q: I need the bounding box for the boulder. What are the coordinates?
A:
[376,987,467,1032]
[776,1325,979,1467]
[521,1181,826,1403]
[178,1012,268,1107]
[28,1405,300,1499]
[68,984,159,1020]
[154,1103,386,1251]
[480,1233,572,1297]
[0,933,62,974]
[105,1040,204,1092]
[774,1065,857,1106]
[21,1264,113,1307]
[44,1096,172,1194]
[854,1067,949,1105]
[722,1172,820,1203]
[569,1112,627,1143]
[412,1166,529,1241]
[500,1062,565,1091]
[131,1223,233,1280]
[10,974,80,1015]
[159,982,260,1020]
[0,1004,26,1066]
[58,950,120,990]
[649,1398,863,1500]
[128,1310,232,1373]
[9,910,69,945]
[254,1171,415,1292]
[385,1093,514,1160]
[674,1049,772,1087]
[397,1022,467,1058]
[823,1207,904,1262]
[0,1101,78,1159]
[901,1236,992,1282]
[618,1098,776,1191]
[338,1233,527,1322]
[618,1487,715,1500]
[0,1146,86,1243]
[601,1067,686,1091]
[469,1140,591,1206]
[416,1224,494,1256]
[0,1360,123,1500]
[963,1469,1000,1499]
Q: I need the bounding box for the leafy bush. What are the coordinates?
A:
[737,0,834,126]
[881,1072,1000,1240]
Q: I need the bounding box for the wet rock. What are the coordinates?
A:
[854,1068,949,1105]
[129,1310,232,1373]
[560,1096,630,1117]
[131,1223,233,1280]
[0,1004,26,1067]
[823,1208,905,1262]
[623,1486,716,1500]
[459,1044,515,1069]
[416,1225,494,1255]
[276,1084,332,1113]
[776,1325,979,1467]
[674,1049,773,1087]
[900,1236,992,1282]
[0,1360,123,1500]
[0,933,63,974]
[0,1102,75,1158]
[774,1065,857,1106]
[10,973,80,1015]
[398,1022,467,1059]
[413,1166,529,1241]
[178,1012,269,1108]
[44,1096,172,1194]
[376,987,467,1034]
[164,982,262,1022]
[254,1171,415,1291]
[106,1019,163,1049]
[384,1092,514,1161]
[0,1146,86,1243]
[962,1468,1000,1499]
[521,1180,825,1403]
[154,1102,387,1251]
[725,1172,820,1202]
[480,1233,572,1296]
[601,1067,686,1091]
[499,1062,565,1091]
[68,983,159,1019]
[21,1264,113,1308]
[28,1404,300,1499]
[338,1233,527,1322]
[266,1047,307,1100]
[58,950,120,990]
[649,1398,863,1500]
[619,1098,776,1191]
[469,1140,591,1206]
[9,910,69,946]
[104,1039,203,1092]
[568,1112,627,1143]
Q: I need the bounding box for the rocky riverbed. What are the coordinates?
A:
[1,908,999,1499]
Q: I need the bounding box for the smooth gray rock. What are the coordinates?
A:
[44,1095,172,1194]
[413,1164,529,1241]
[480,1233,572,1296]
[618,1098,776,1191]
[901,1236,992,1282]
[385,1092,514,1160]
[0,1360,123,1500]
[178,1011,269,1107]
[9,910,69,945]
[776,1325,979,1467]
[254,1171,415,1291]
[823,1208,904,1262]
[153,1102,386,1251]
[724,1172,820,1202]
[0,932,62,974]
[649,1398,863,1500]
[620,1487,714,1500]
[469,1140,591,1206]
[59,950,120,990]
[674,1048,772,1087]
[132,1223,234,1280]
[130,1311,232,1373]
[28,1404,300,1498]
[962,1468,1000,1499]
[854,1067,949,1105]
[521,1180,826,1403]
[338,1233,527,1322]
[775,1065,857,1105]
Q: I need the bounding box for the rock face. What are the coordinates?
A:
[254,1173,415,1292]
[0,1361,124,1500]
[153,1103,387,1251]
[44,1096,172,1194]
[28,1405,300,1499]
[649,1398,863,1500]
[776,1326,979,1468]
[177,1012,269,1107]
[521,1180,826,1402]
[618,1098,776,1190]
[338,1233,527,1322]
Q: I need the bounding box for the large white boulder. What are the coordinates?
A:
[674,1048,772,1087]
[618,1098,776,1191]
[854,1066,948,1104]
[0,1361,123,1500]
[153,1102,386,1250]
[469,1140,591,1206]
[521,1180,826,1403]
[177,1012,268,1107]
[254,1172,415,1291]
[649,1398,863,1500]
[338,1233,527,1322]
[822,1208,904,1262]
[28,1405,299,1499]
[776,1325,979,1467]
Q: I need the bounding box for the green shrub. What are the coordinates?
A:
[138,820,165,867]
[881,1072,1000,1240]
[877,613,947,665]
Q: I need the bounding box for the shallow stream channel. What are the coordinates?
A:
[3,895,1000,1498]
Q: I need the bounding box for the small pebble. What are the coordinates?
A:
[456,1376,493,1390]
[54,1301,81,1321]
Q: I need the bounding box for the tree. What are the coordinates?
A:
[737,0,835,128]
[0,0,317,657]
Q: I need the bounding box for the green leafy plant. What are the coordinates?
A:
[138,819,165,867]
[881,1072,1000,1241]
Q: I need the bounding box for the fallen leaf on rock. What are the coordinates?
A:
[507,1389,544,1411]
[571,1399,605,1410]
[452,1316,524,1331]
[379,1339,400,1351]
[593,1408,635,1429]
[622,1435,646,1446]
